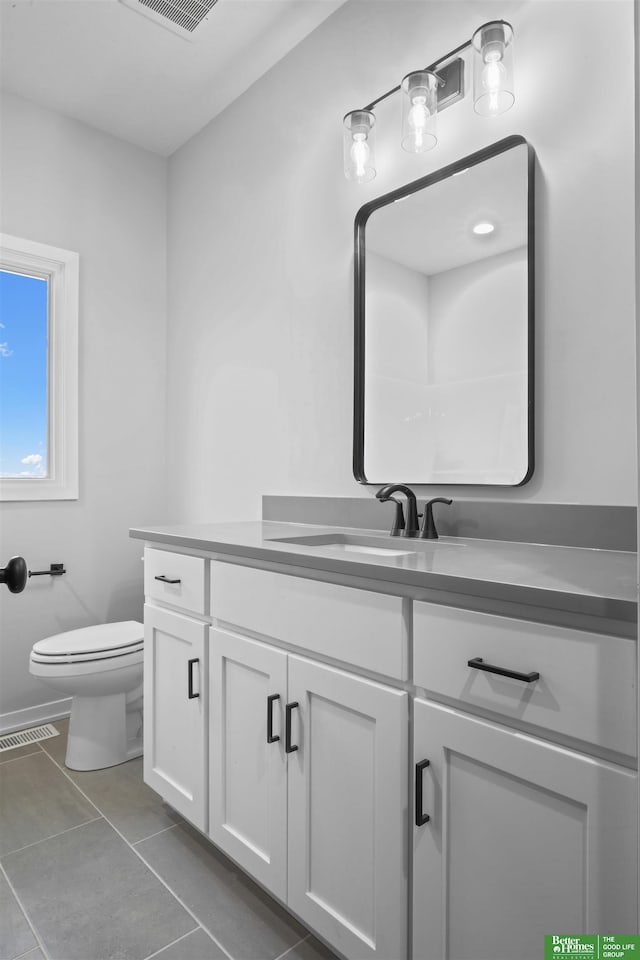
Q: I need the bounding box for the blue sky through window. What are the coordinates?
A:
[0,269,49,478]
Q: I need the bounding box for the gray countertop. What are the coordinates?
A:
[130,520,638,625]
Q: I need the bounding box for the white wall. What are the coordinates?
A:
[166,0,636,517]
[0,93,168,723]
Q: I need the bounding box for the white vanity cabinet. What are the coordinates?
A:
[413,699,638,960]
[413,601,638,960]
[413,602,637,756]
[209,628,288,898]
[210,563,409,960]
[286,652,407,960]
[138,538,638,960]
[143,549,209,830]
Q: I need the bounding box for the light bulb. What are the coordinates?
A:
[482,60,507,114]
[350,133,370,181]
[483,38,505,64]
[343,110,375,182]
[483,59,506,88]
[401,71,437,153]
[408,96,430,150]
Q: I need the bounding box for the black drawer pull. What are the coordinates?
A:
[155,575,181,584]
[285,701,299,753]
[267,694,280,743]
[468,657,540,683]
[187,658,200,699]
[415,759,430,826]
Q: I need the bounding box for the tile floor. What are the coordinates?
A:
[0,721,339,960]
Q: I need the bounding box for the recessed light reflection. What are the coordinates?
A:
[472,221,495,235]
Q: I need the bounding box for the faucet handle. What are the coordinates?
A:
[419,498,453,540]
[378,495,406,537]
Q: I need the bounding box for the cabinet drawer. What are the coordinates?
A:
[414,602,636,756]
[211,562,408,679]
[144,548,206,615]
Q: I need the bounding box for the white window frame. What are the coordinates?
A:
[0,234,79,501]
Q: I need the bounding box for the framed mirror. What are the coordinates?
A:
[353,135,534,486]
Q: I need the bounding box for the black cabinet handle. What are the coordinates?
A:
[415,759,430,826]
[468,657,540,684]
[285,701,299,753]
[187,658,200,699]
[155,575,181,584]
[267,694,280,743]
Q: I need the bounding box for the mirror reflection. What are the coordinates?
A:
[354,136,533,486]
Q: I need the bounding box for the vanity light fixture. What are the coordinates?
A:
[401,70,438,153]
[472,20,514,117]
[343,110,377,183]
[343,20,514,182]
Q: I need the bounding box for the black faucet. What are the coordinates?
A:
[376,484,420,538]
[419,497,453,539]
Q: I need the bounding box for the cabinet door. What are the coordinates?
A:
[210,628,288,901]
[288,656,408,960]
[143,604,208,829]
[413,699,638,960]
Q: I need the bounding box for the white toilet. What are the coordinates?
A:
[29,621,144,771]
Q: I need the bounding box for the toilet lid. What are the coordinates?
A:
[32,621,144,658]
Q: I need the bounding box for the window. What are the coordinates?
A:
[0,234,78,501]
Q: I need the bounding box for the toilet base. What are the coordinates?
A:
[66,694,143,771]
[126,736,143,762]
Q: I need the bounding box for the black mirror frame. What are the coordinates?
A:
[352,134,535,487]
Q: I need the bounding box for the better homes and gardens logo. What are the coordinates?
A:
[544,936,640,959]
[546,937,596,957]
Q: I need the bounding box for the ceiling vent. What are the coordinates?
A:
[118,0,219,41]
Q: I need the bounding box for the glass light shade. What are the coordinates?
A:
[343,110,376,183]
[401,71,438,153]
[472,21,514,117]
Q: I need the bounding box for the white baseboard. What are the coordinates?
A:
[0,698,72,735]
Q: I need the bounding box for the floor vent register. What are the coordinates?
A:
[0,723,60,752]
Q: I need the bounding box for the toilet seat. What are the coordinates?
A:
[31,621,143,665]
[30,647,143,678]
[30,644,143,666]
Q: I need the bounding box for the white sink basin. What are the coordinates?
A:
[322,543,412,557]
[267,533,464,557]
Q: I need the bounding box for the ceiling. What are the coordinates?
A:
[367,144,528,276]
[0,0,346,156]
